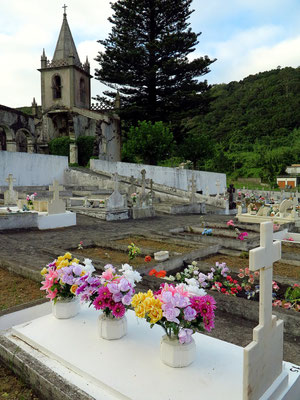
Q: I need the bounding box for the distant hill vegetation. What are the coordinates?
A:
[183,66,300,185]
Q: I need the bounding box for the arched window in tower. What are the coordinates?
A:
[80,78,85,103]
[52,74,62,99]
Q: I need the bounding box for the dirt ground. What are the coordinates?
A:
[0,268,43,311]
[0,362,39,400]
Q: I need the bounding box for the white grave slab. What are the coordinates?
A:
[37,211,76,230]
[8,305,300,400]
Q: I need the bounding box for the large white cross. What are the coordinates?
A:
[249,221,281,326]
[244,221,286,400]
[49,180,64,202]
[6,174,16,192]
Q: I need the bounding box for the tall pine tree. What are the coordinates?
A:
[95,0,215,133]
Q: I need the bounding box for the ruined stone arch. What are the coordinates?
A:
[0,125,14,151]
[15,128,34,153]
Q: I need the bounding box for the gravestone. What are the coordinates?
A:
[127,176,137,202]
[4,174,18,206]
[189,174,197,204]
[106,173,127,211]
[149,179,155,204]
[227,184,236,209]
[278,199,293,218]
[140,169,147,204]
[48,180,66,215]
[243,221,287,400]
[216,179,221,198]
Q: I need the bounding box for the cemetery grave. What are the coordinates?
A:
[168,220,261,251]
[72,233,211,271]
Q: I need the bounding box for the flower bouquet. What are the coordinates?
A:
[26,192,37,210]
[131,282,216,367]
[76,263,142,339]
[40,252,95,319]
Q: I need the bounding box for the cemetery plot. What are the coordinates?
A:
[169,221,260,251]
[200,253,300,280]
[74,234,203,269]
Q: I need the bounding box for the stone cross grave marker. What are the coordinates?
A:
[48,180,65,215]
[112,173,120,193]
[189,174,197,204]
[243,221,287,400]
[205,186,209,197]
[4,174,18,205]
[127,175,137,201]
[215,179,221,198]
[140,169,148,205]
[149,178,155,202]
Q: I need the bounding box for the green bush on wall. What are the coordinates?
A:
[76,136,96,166]
[48,136,71,157]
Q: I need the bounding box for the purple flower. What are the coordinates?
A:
[73,265,82,276]
[119,278,131,292]
[122,293,132,305]
[173,292,189,308]
[104,264,116,272]
[178,328,193,344]
[107,283,120,294]
[162,305,180,323]
[161,291,174,305]
[207,272,214,280]
[184,306,197,321]
[113,292,123,302]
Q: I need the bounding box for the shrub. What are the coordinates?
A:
[48,136,71,157]
[76,136,95,166]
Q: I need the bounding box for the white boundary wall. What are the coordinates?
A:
[91,159,226,194]
[0,151,68,186]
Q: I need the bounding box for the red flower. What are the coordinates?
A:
[149,269,157,276]
[155,270,167,278]
[221,288,226,293]
[145,255,152,263]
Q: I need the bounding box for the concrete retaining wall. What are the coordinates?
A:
[90,160,226,195]
[0,151,68,186]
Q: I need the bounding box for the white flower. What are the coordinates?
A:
[83,258,95,274]
[191,261,198,267]
[184,278,207,296]
[119,264,142,285]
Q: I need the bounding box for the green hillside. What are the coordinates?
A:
[183,66,300,185]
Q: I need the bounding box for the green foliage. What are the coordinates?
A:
[76,136,95,166]
[48,136,71,157]
[122,121,174,165]
[158,157,185,168]
[94,0,214,134]
[182,67,300,182]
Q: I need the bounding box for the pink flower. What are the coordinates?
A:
[112,303,126,318]
[283,302,292,309]
[101,268,114,281]
[46,288,57,300]
[273,300,282,307]
[226,220,235,227]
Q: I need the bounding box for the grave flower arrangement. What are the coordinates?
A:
[76,263,142,319]
[202,228,212,236]
[26,192,37,209]
[226,220,235,229]
[40,253,95,304]
[128,242,141,260]
[130,192,137,203]
[131,283,216,343]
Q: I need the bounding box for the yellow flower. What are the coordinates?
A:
[56,264,63,270]
[145,289,154,298]
[135,303,146,319]
[70,284,78,294]
[40,267,48,276]
[56,256,64,267]
[148,308,163,324]
[131,292,147,308]
[80,270,86,276]
[64,252,72,260]
[62,259,69,267]
[71,258,79,264]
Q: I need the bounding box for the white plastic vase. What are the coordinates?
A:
[52,297,80,319]
[98,314,127,340]
[160,334,196,368]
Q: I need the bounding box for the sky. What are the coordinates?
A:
[1,0,300,108]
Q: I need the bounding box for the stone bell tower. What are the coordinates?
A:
[38,5,92,112]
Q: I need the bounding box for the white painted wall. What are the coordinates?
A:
[90,160,226,194]
[0,151,68,186]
